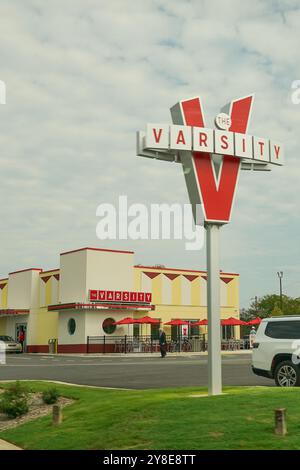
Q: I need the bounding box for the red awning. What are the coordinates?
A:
[48,303,155,312]
[164,319,190,326]
[0,309,29,316]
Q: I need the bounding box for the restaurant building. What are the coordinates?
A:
[0,247,239,353]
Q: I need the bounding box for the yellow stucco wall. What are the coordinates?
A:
[29,271,60,345]
[134,266,239,313]
[133,266,240,337]
[0,283,8,308]
[0,318,7,334]
[30,308,58,345]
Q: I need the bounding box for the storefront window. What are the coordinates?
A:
[102,318,116,335]
[68,318,76,335]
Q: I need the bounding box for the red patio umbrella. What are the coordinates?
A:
[113,317,138,325]
[247,317,262,325]
[221,317,248,326]
[135,316,160,324]
[135,316,160,337]
[193,319,208,326]
[164,320,190,341]
[164,319,190,326]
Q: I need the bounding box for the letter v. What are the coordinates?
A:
[171,95,253,223]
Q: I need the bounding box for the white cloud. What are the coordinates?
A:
[0,0,299,306]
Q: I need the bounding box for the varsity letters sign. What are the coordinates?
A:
[89,290,152,304]
[137,95,284,224]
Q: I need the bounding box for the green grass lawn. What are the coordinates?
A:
[1,381,300,450]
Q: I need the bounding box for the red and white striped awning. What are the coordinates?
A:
[48,302,155,312]
[0,309,29,317]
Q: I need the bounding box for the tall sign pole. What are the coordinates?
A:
[206,224,221,395]
[137,93,284,395]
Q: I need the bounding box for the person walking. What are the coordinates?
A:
[159,328,167,358]
[249,326,256,348]
[18,328,25,353]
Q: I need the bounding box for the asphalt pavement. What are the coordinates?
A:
[0,353,272,389]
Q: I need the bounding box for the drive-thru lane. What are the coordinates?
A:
[0,353,272,389]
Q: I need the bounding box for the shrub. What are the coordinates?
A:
[3,381,29,399]
[42,387,59,405]
[0,381,29,418]
[0,396,29,418]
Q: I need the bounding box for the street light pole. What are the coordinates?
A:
[277,271,283,311]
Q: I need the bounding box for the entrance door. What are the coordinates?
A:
[15,323,27,352]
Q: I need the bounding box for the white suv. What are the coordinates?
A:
[252,316,300,387]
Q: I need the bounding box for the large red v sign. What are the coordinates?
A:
[172,95,253,224]
[137,93,282,396]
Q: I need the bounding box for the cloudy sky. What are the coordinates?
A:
[0,0,299,307]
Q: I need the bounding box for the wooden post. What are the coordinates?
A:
[52,404,62,425]
[274,408,287,436]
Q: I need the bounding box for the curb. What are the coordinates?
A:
[23,350,252,358]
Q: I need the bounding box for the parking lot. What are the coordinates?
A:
[0,353,272,389]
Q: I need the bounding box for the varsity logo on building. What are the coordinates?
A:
[89,289,152,304]
[137,95,284,224]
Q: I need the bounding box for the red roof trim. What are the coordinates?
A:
[183,274,198,282]
[143,271,161,279]
[221,277,234,284]
[135,266,239,276]
[40,269,59,275]
[164,273,180,281]
[9,268,43,275]
[60,247,134,256]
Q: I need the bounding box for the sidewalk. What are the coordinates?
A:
[30,350,252,358]
[0,439,22,450]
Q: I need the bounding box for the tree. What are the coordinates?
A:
[243,295,300,319]
[271,304,283,316]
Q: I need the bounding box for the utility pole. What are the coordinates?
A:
[255,296,258,314]
[277,271,284,311]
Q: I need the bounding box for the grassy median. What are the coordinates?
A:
[1,381,300,450]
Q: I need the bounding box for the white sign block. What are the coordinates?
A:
[193,127,214,153]
[270,141,284,166]
[170,125,192,150]
[253,137,269,162]
[146,123,169,149]
[234,133,253,159]
[214,129,234,156]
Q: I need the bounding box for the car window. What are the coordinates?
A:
[265,321,300,339]
[0,336,14,342]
